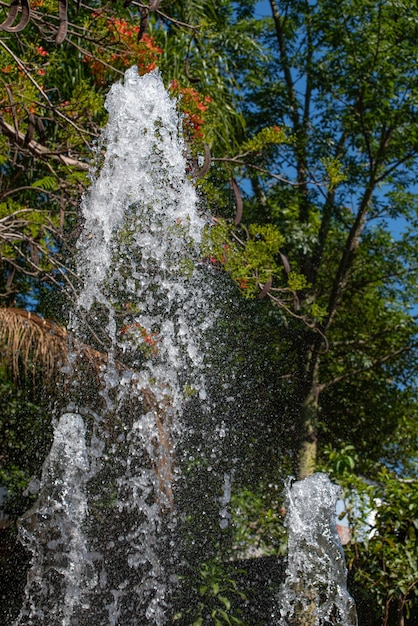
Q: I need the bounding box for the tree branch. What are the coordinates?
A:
[0,116,89,170]
[321,340,418,392]
[213,156,312,186]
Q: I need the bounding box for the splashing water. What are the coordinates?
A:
[14,68,357,626]
[277,473,358,626]
[15,67,214,626]
[16,414,95,625]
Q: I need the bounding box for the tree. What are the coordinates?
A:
[196,3,418,620]
[201,0,418,482]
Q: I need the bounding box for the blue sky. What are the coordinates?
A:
[245,0,415,245]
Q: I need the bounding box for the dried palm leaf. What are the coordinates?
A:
[0,307,105,381]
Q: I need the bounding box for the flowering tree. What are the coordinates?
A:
[0,0,255,303]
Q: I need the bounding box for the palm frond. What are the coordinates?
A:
[0,307,68,380]
[0,307,106,381]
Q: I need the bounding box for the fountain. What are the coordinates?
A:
[14,66,214,626]
[276,474,357,626]
[12,67,357,625]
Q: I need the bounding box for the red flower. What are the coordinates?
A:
[169,83,212,142]
[85,19,163,86]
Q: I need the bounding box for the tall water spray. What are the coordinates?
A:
[12,67,357,626]
[15,67,214,626]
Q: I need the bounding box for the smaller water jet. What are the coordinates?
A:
[16,414,96,625]
[277,473,358,626]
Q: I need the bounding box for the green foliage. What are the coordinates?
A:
[240,125,287,154]
[231,487,287,559]
[31,176,59,191]
[322,444,357,476]
[309,301,327,322]
[173,560,247,626]
[203,219,286,296]
[0,371,52,511]
[320,157,347,191]
[286,271,309,292]
[325,454,418,624]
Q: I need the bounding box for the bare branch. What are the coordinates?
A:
[213,156,310,186]
[0,115,89,170]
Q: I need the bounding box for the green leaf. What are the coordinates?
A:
[211,582,220,595]
[32,176,59,191]
[219,595,231,611]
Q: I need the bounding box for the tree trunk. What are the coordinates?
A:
[293,334,322,480]
[297,387,319,480]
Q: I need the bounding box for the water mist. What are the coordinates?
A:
[13,67,357,626]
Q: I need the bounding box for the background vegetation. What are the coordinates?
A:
[0,1,416,624]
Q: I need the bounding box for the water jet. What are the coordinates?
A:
[12,67,356,626]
